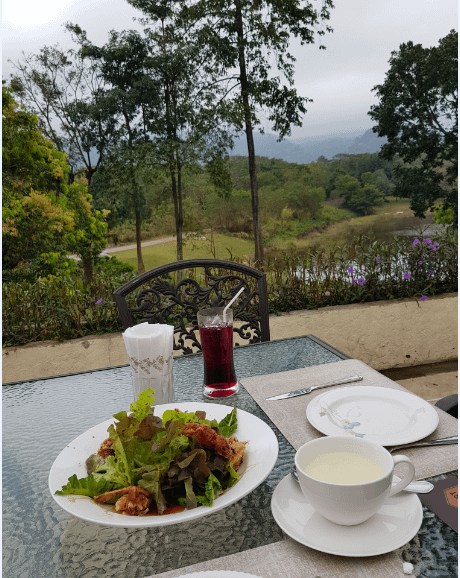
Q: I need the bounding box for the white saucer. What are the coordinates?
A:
[306,385,439,446]
[271,474,423,557]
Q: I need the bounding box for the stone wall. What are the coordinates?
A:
[2,293,457,383]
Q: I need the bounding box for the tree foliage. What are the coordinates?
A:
[68,12,232,265]
[2,86,73,270]
[331,173,384,216]
[2,87,108,282]
[130,0,334,264]
[9,44,117,184]
[369,30,458,225]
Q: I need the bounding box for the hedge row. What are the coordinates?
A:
[3,233,457,348]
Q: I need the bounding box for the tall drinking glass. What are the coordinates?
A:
[197,307,239,398]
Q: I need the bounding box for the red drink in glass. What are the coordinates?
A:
[198,307,239,398]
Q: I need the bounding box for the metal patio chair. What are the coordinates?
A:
[113,259,270,354]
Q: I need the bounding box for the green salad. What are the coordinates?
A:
[56,390,246,516]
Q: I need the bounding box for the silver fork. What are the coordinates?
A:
[388,435,458,453]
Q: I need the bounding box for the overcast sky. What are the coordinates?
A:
[2,0,458,139]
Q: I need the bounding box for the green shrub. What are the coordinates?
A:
[2,268,136,347]
[2,231,457,348]
[264,231,457,313]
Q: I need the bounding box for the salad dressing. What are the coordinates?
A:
[147,504,185,516]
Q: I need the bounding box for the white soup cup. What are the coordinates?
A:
[295,436,415,526]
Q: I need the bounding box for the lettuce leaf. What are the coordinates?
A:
[138,465,168,514]
[196,472,222,507]
[218,407,238,438]
[161,409,218,429]
[105,422,135,487]
[184,476,198,510]
[55,474,118,497]
[225,463,240,488]
[129,388,155,421]
[99,390,157,487]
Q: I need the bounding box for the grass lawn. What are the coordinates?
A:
[112,200,435,271]
[113,233,255,271]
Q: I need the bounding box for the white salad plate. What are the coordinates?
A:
[306,385,439,446]
[49,402,279,528]
[177,570,260,578]
[271,474,423,557]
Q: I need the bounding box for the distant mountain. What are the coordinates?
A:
[346,129,387,155]
[227,128,387,164]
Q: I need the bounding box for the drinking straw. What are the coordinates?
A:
[223,287,245,323]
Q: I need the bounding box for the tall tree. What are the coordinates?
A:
[369,30,458,226]
[68,26,164,273]
[9,44,118,185]
[130,0,334,265]
[134,4,233,261]
[70,10,232,264]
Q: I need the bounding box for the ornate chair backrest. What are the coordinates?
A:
[113,259,270,354]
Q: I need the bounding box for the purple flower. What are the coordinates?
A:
[376,256,381,263]
[428,270,434,276]
[430,245,438,251]
[96,298,103,304]
[418,260,423,265]
[423,238,432,244]
[413,239,419,245]
[420,295,428,302]
[347,267,354,274]
[403,272,411,280]
[357,277,365,285]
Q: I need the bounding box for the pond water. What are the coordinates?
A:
[355,212,447,244]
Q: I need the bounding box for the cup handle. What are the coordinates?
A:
[389,455,416,496]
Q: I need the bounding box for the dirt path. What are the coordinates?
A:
[103,236,177,254]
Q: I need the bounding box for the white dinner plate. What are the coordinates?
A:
[306,385,439,446]
[49,403,278,528]
[271,474,423,557]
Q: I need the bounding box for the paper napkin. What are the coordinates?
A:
[122,322,174,403]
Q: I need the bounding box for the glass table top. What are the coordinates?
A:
[3,336,457,578]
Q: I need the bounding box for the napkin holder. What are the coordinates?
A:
[123,322,174,404]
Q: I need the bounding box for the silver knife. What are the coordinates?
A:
[266,375,363,400]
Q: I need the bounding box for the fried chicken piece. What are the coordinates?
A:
[181,423,233,460]
[95,486,151,516]
[181,423,248,469]
[97,437,115,459]
[228,436,249,471]
[115,486,151,516]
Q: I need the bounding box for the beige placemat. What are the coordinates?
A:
[151,537,415,577]
[241,359,458,480]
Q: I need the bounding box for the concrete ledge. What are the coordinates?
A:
[270,292,458,371]
[2,293,457,383]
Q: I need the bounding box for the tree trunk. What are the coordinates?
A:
[85,165,97,186]
[135,208,145,273]
[176,157,184,260]
[82,250,93,287]
[234,0,264,266]
[169,156,183,261]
